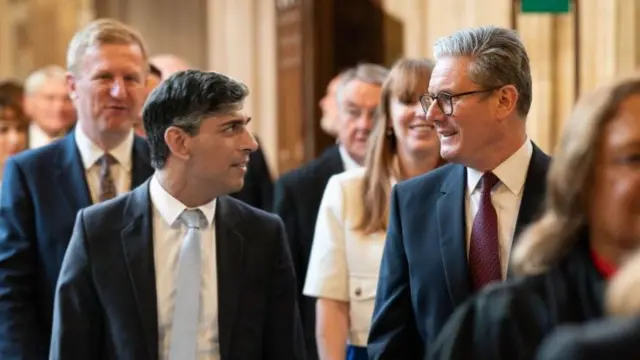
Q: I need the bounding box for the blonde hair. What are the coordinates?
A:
[24,65,67,95]
[355,58,444,235]
[606,250,640,316]
[511,74,640,275]
[67,18,148,75]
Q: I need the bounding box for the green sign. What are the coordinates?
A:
[521,0,570,13]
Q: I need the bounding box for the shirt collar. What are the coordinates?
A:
[29,123,62,147]
[467,138,533,195]
[74,124,134,171]
[149,174,216,227]
[338,145,362,171]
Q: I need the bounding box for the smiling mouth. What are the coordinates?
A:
[408,123,435,130]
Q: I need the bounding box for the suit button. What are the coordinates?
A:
[354,287,362,296]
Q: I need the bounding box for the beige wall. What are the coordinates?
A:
[2,0,640,176]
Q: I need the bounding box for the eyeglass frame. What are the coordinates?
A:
[419,86,503,116]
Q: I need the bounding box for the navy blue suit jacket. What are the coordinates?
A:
[49,182,306,360]
[0,132,153,359]
[367,142,551,359]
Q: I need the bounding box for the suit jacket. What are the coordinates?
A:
[535,317,640,360]
[273,145,344,360]
[428,236,606,360]
[367,143,550,359]
[49,182,306,360]
[230,138,274,212]
[0,132,153,359]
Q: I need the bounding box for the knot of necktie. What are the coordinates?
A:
[180,209,207,229]
[480,172,500,194]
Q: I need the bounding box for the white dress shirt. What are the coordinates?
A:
[149,175,220,360]
[338,145,362,171]
[28,123,62,149]
[465,139,533,276]
[74,126,134,203]
[303,167,396,346]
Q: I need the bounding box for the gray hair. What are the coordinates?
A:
[336,63,389,105]
[24,65,67,95]
[433,26,532,118]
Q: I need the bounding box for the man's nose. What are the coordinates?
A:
[110,79,127,99]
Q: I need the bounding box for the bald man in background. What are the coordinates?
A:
[149,54,192,80]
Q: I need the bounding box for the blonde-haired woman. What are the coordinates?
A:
[429,74,640,360]
[303,58,444,360]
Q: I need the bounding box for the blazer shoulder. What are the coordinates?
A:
[395,163,461,198]
[223,195,282,227]
[10,138,66,170]
[276,146,342,187]
[79,192,134,233]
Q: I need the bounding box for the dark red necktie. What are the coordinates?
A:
[469,172,501,291]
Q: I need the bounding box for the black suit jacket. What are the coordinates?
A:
[535,317,640,360]
[49,182,306,360]
[367,142,551,359]
[428,237,606,360]
[0,132,153,359]
[273,145,344,360]
[231,138,274,212]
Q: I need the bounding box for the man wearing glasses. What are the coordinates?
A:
[367,26,551,359]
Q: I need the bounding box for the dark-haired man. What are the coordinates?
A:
[50,70,306,360]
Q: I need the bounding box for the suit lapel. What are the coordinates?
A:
[55,133,92,213]
[437,165,471,306]
[120,181,159,360]
[508,143,551,276]
[215,196,243,359]
[131,136,154,188]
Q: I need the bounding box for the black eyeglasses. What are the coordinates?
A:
[419,87,502,116]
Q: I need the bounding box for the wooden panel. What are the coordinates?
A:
[275,0,304,174]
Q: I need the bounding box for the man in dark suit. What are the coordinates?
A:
[0,19,154,359]
[274,63,388,360]
[367,26,550,359]
[50,70,305,359]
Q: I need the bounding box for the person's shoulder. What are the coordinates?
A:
[396,163,460,193]
[276,146,341,186]
[221,195,282,227]
[10,136,68,170]
[80,191,132,224]
[327,167,366,190]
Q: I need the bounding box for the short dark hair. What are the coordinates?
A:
[149,63,162,79]
[142,70,249,169]
[0,80,24,105]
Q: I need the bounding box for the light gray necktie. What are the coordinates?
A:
[168,209,205,360]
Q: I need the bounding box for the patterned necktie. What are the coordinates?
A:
[168,209,205,360]
[469,172,501,291]
[98,153,117,202]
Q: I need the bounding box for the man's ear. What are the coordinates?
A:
[495,84,519,120]
[66,72,78,100]
[164,126,191,161]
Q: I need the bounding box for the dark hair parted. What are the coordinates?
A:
[142,70,249,169]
